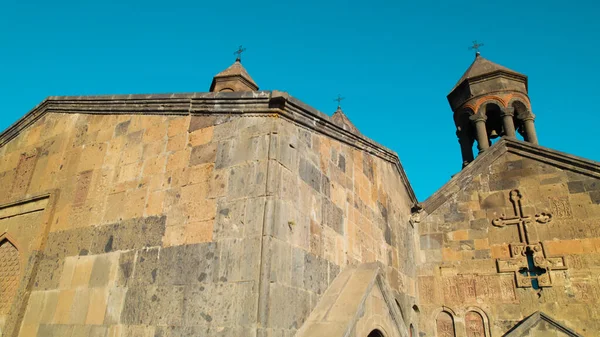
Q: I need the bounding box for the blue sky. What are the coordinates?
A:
[1,0,599,200]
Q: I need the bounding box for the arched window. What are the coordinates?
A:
[511,100,530,141]
[367,329,385,337]
[483,102,503,145]
[0,237,20,314]
[465,308,490,337]
[436,311,456,337]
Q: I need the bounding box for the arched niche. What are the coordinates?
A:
[480,102,503,143]
[0,234,20,315]
[511,100,531,140]
[465,307,491,337]
[454,108,476,167]
[367,329,385,337]
[435,310,456,337]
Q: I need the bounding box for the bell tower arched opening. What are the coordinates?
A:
[483,102,503,145]
[367,329,385,337]
[447,51,538,169]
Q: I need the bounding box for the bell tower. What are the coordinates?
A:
[448,46,538,168]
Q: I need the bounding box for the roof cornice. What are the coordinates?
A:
[0,90,417,204]
[422,137,600,214]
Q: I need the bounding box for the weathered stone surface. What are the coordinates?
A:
[2,58,597,337]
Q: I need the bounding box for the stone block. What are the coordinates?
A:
[104,287,127,324]
[145,190,165,216]
[214,198,246,239]
[267,283,311,330]
[89,254,116,288]
[185,220,214,244]
[39,290,59,324]
[216,237,261,283]
[189,115,218,132]
[322,198,344,235]
[299,158,321,193]
[166,149,190,172]
[590,191,600,205]
[71,256,95,287]
[490,244,510,259]
[114,120,131,137]
[190,142,217,166]
[188,126,214,147]
[183,283,242,327]
[227,161,267,199]
[420,234,443,250]
[116,250,136,287]
[70,288,91,324]
[583,180,600,192]
[86,287,108,325]
[303,252,329,295]
[470,218,489,230]
[158,242,218,286]
[53,289,76,324]
[474,250,491,259]
[488,178,518,192]
[58,257,77,289]
[132,247,160,286]
[451,230,469,241]
[167,116,190,138]
[443,212,466,223]
[568,181,585,194]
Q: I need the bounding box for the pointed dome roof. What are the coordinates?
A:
[451,54,525,92]
[331,107,359,134]
[210,60,259,92]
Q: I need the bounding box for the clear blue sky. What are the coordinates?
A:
[1,0,599,200]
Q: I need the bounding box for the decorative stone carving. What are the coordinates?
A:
[0,239,19,314]
[436,311,456,337]
[550,196,573,218]
[492,190,567,289]
[465,311,485,337]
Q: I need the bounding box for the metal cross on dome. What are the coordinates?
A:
[234,45,246,62]
[334,94,345,109]
[469,40,484,54]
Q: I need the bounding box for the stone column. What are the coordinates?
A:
[457,130,474,168]
[501,107,516,138]
[523,114,538,145]
[470,114,489,153]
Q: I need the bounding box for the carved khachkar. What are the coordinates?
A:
[465,311,485,337]
[436,311,456,337]
[492,190,567,289]
[0,239,20,314]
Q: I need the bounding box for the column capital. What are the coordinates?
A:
[500,107,515,117]
[521,113,536,121]
[469,114,487,123]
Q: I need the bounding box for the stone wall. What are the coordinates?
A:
[417,151,600,336]
[0,96,417,337]
[256,118,416,336]
[0,111,271,337]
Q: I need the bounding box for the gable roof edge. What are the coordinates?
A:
[0,91,417,204]
[422,137,600,215]
[503,311,583,337]
[0,98,49,148]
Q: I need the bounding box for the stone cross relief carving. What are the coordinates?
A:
[492,190,567,290]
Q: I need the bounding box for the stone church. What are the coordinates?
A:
[0,50,599,337]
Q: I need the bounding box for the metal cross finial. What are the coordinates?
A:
[234,45,246,62]
[334,94,345,109]
[469,40,484,55]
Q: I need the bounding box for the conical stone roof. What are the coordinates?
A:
[451,54,524,92]
[210,60,259,92]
